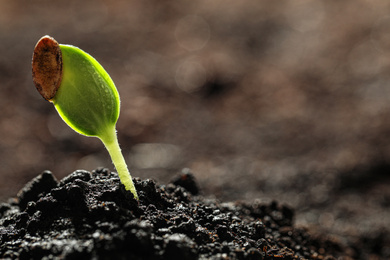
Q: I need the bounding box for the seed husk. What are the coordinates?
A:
[32,35,63,101]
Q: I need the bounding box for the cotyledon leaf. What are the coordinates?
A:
[53,44,119,137]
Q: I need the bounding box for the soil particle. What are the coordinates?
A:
[1,168,350,259]
[17,170,58,211]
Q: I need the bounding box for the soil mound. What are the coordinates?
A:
[1,169,346,259]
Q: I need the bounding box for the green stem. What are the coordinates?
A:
[100,126,139,200]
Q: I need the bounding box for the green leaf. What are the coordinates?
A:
[53,44,120,138]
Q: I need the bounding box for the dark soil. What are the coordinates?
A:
[1,169,357,260]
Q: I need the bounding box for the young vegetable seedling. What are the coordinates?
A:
[32,35,138,200]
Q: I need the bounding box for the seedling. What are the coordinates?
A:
[32,35,138,200]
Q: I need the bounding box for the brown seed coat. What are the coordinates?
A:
[32,35,63,101]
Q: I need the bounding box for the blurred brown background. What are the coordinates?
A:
[0,0,389,255]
